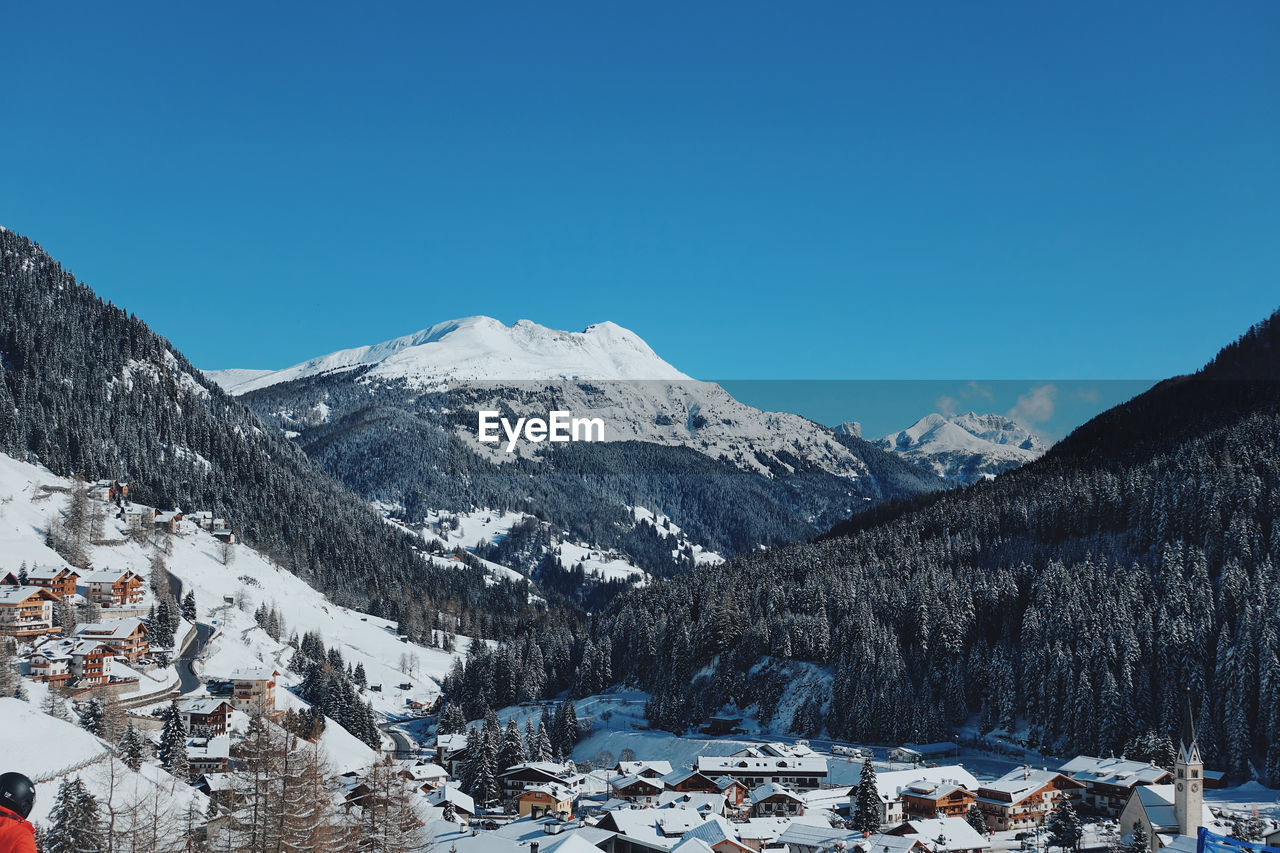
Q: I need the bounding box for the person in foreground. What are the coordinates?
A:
[0,772,36,853]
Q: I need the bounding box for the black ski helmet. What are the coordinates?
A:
[0,772,35,819]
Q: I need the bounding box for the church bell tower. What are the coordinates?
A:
[1174,694,1204,838]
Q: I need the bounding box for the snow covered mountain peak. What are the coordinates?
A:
[205,316,689,395]
[877,411,1049,484]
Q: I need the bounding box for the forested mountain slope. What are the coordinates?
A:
[594,309,1280,781]
[0,227,563,642]
[229,336,945,576]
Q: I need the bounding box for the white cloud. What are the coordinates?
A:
[935,395,959,417]
[1007,384,1058,424]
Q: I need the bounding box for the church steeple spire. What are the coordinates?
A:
[1174,690,1204,838]
[1178,693,1202,765]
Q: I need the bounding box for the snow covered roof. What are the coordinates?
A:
[613,773,665,791]
[601,807,710,848]
[187,735,230,760]
[750,782,804,804]
[697,754,828,775]
[900,817,992,852]
[26,565,76,580]
[618,759,673,777]
[871,766,979,802]
[777,823,864,850]
[680,815,743,848]
[177,697,233,715]
[978,768,1076,804]
[0,585,55,604]
[854,833,933,853]
[500,760,571,778]
[228,667,278,681]
[400,761,448,781]
[427,783,476,815]
[81,568,136,583]
[435,733,468,752]
[1059,755,1170,787]
[76,618,145,638]
[69,639,112,657]
[657,791,727,813]
[523,782,575,801]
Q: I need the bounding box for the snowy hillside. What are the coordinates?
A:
[877,411,1049,484]
[397,505,723,591]
[0,452,461,719]
[0,697,206,827]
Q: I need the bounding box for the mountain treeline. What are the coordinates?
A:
[590,311,1280,781]
[0,228,566,641]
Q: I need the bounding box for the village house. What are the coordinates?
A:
[82,569,145,607]
[227,667,279,712]
[662,769,723,795]
[177,697,234,736]
[212,529,236,545]
[499,761,576,801]
[0,586,60,640]
[120,505,155,529]
[1058,756,1173,817]
[187,511,228,532]
[516,782,575,820]
[857,767,982,826]
[76,618,149,661]
[611,773,666,805]
[975,768,1083,831]
[715,777,749,810]
[103,480,129,503]
[22,566,80,599]
[27,638,115,686]
[434,733,470,776]
[426,783,475,819]
[187,736,231,777]
[748,783,805,818]
[617,760,675,779]
[398,760,449,793]
[154,510,184,534]
[696,753,828,791]
[902,780,978,820]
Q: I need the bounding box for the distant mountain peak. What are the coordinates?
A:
[204,316,689,395]
[876,410,1048,484]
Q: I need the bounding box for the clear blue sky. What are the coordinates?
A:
[2,1,1276,382]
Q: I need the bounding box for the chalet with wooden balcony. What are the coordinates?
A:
[0,586,60,640]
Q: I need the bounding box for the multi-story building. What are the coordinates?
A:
[0,586,60,640]
[975,768,1083,831]
[76,618,149,661]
